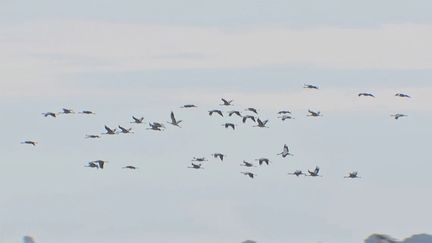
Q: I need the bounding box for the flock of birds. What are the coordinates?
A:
[21,84,413,179]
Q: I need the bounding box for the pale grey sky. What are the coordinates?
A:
[1,1,432,243]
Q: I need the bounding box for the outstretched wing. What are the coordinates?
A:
[283,144,289,153]
[257,119,264,126]
[105,125,114,133]
[170,112,176,123]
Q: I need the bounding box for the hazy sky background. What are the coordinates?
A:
[1,1,432,243]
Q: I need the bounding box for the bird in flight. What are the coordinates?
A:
[241,172,256,179]
[222,123,236,130]
[85,135,100,139]
[344,171,360,178]
[42,112,57,118]
[21,140,37,146]
[60,108,74,114]
[390,114,407,120]
[277,144,293,157]
[131,116,144,124]
[122,165,138,170]
[93,160,108,169]
[245,107,258,114]
[188,163,203,169]
[358,93,375,97]
[253,118,269,128]
[147,122,165,131]
[102,125,117,135]
[228,110,242,117]
[307,110,322,117]
[240,160,255,167]
[118,126,133,134]
[242,115,256,124]
[304,84,319,89]
[395,93,411,98]
[307,166,321,177]
[79,110,95,115]
[168,112,182,127]
[211,153,225,161]
[180,104,198,108]
[278,110,292,114]
[85,161,99,169]
[220,98,234,106]
[288,170,305,177]
[255,158,270,166]
[278,115,294,121]
[209,109,224,117]
[192,157,207,162]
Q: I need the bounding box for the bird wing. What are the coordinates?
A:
[221,98,229,104]
[105,126,114,133]
[170,112,176,123]
[283,144,289,153]
[257,119,263,126]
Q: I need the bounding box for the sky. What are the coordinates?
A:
[1,1,432,243]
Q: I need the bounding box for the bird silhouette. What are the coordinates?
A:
[122,165,138,170]
[60,108,74,114]
[85,135,100,139]
[131,116,144,124]
[188,163,203,169]
[228,110,242,117]
[390,114,407,120]
[358,93,375,97]
[209,110,224,117]
[241,172,256,178]
[42,112,56,118]
[253,118,269,128]
[168,112,182,127]
[245,108,258,114]
[288,170,305,176]
[344,171,360,178]
[180,104,198,108]
[222,123,236,130]
[277,144,293,157]
[79,110,95,114]
[212,153,225,161]
[255,158,270,165]
[118,126,133,134]
[278,110,292,114]
[307,166,321,177]
[395,93,411,98]
[21,140,37,146]
[102,125,117,135]
[242,115,256,123]
[93,160,107,169]
[278,115,294,121]
[85,161,99,169]
[307,110,322,117]
[304,84,319,89]
[240,161,255,167]
[220,98,234,106]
